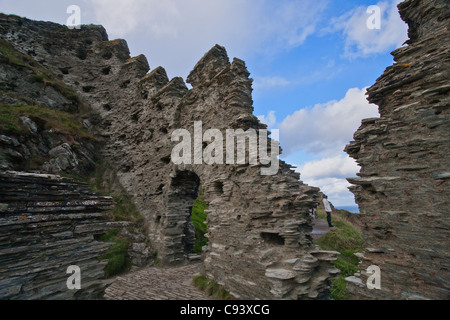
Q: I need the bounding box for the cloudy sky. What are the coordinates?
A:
[0,0,408,206]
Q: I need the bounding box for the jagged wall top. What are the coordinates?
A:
[398,0,449,43]
[187,44,231,87]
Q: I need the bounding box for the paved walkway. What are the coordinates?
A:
[104,220,331,300]
[311,216,331,241]
[103,263,210,300]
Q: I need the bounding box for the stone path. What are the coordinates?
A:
[104,220,331,301]
[311,217,332,241]
[103,263,210,300]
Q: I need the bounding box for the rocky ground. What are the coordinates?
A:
[103,263,209,300]
[103,219,332,300]
[311,217,331,241]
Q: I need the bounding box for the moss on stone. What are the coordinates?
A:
[0,103,91,138]
[192,275,231,300]
[99,229,131,277]
[191,189,208,254]
[0,38,82,108]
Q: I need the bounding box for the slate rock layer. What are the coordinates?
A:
[345,0,450,300]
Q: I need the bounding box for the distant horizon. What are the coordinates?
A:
[335,205,360,214]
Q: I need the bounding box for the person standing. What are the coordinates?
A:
[322,195,334,228]
[312,202,318,219]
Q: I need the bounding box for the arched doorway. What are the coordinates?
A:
[166,170,202,263]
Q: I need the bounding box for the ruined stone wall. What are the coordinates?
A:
[1,15,339,299]
[345,0,449,299]
[0,171,127,299]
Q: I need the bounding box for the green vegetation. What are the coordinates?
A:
[0,90,38,106]
[0,38,145,278]
[0,103,91,138]
[0,39,81,106]
[25,154,47,171]
[0,41,87,137]
[61,161,148,278]
[192,275,231,300]
[112,194,143,224]
[90,161,144,227]
[89,161,147,277]
[191,189,208,254]
[0,39,47,73]
[99,229,131,277]
[0,105,19,134]
[315,207,364,300]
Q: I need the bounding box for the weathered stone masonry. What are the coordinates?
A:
[1,15,339,299]
[0,171,129,300]
[345,0,449,300]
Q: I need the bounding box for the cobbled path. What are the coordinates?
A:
[104,219,330,301]
[103,263,210,300]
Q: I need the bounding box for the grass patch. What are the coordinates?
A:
[0,107,21,134]
[0,103,91,138]
[99,229,131,277]
[112,194,144,225]
[89,161,145,227]
[192,275,231,300]
[191,189,208,254]
[315,207,364,300]
[0,39,48,74]
[0,38,81,106]
[0,89,43,106]
[74,160,148,277]
[82,161,148,277]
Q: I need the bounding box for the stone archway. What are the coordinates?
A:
[162,170,201,264]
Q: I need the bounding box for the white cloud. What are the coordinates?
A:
[87,0,183,38]
[299,155,360,180]
[257,111,277,128]
[304,176,356,206]
[254,0,329,51]
[294,155,360,206]
[278,87,379,157]
[86,0,329,78]
[276,87,379,206]
[330,0,408,58]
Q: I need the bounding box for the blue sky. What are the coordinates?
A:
[0,0,408,206]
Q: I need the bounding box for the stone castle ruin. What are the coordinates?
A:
[0,0,448,300]
[0,13,338,299]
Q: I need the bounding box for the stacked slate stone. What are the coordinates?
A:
[0,171,127,300]
[345,0,450,300]
[1,15,339,300]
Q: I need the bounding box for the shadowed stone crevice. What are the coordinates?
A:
[164,170,201,262]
